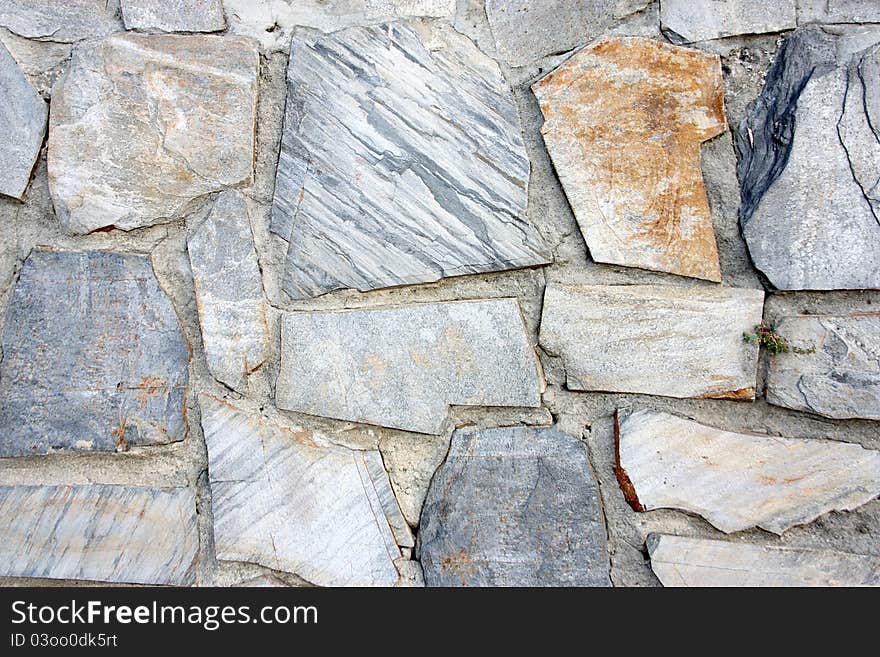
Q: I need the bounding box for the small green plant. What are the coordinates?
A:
[743,322,815,356]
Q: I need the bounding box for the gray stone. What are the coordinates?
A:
[736,27,880,290]
[0,484,198,585]
[0,41,46,200]
[0,0,123,42]
[0,249,190,456]
[485,0,651,67]
[276,299,543,434]
[767,313,880,420]
[48,33,259,234]
[378,431,450,527]
[798,0,880,24]
[616,409,880,534]
[188,191,269,394]
[201,394,412,586]
[648,534,880,586]
[661,0,797,43]
[419,425,610,587]
[539,284,764,400]
[270,21,549,299]
[121,0,226,33]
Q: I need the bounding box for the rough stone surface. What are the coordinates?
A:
[0,484,198,585]
[188,191,269,394]
[0,249,189,457]
[661,0,797,43]
[648,534,880,586]
[0,41,46,200]
[48,33,258,234]
[736,27,880,290]
[485,0,651,67]
[767,313,880,420]
[616,409,880,534]
[201,395,412,587]
[270,21,549,299]
[378,431,450,527]
[798,0,880,24]
[0,0,123,42]
[121,0,226,33]
[539,284,764,400]
[533,37,726,281]
[419,425,610,587]
[276,299,543,434]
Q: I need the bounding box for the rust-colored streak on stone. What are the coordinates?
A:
[533,37,726,281]
[702,386,756,401]
[614,411,645,512]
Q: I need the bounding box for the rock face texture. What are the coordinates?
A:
[736,27,880,290]
[188,191,270,394]
[660,0,797,43]
[420,426,610,587]
[48,33,259,234]
[201,395,411,587]
[276,299,543,434]
[0,249,190,457]
[270,21,549,299]
[0,0,123,42]
[797,0,880,24]
[0,40,46,199]
[0,484,198,585]
[767,314,880,420]
[616,409,880,534]
[539,284,764,399]
[533,38,725,281]
[121,0,226,33]
[648,534,880,587]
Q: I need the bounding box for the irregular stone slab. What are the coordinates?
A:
[0,484,198,585]
[0,0,123,42]
[188,191,269,394]
[121,0,226,33]
[661,0,796,43]
[276,299,543,434]
[648,534,880,586]
[0,41,46,200]
[736,27,880,290]
[419,425,610,587]
[485,0,651,67]
[49,33,258,234]
[539,284,764,399]
[271,21,549,299]
[532,38,725,281]
[379,432,450,527]
[0,249,189,456]
[798,0,880,24]
[616,409,880,534]
[201,395,412,587]
[767,313,880,420]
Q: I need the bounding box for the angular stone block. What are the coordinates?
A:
[616,409,880,534]
[419,425,610,587]
[276,299,543,434]
[661,0,796,43]
[0,249,190,456]
[0,484,198,585]
[797,0,880,24]
[48,33,258,234]
[270,21,549,299]
[539,284,764,399]
[0,0,123,42]
[121,0,226,33]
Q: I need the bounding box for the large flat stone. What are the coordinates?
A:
[121,0,226,33]
[0,0,123,42]
[48,33,258,234]
[270,21,549,299]
[188,191,269,394]
[0,249,189,456]
[797,0,880,24]
[661,0,796,43]
[648,534,880,586]
[0,484,198,585]
[767,313,880,420]
[276,299,543,434]
[616,409,880,534]
[736,27,880,290]
[539,284,764,399]
[485,0,651,67]
[201,394,412,587]
[419,425,610,587]
[533,37,725,281]
[0,41,46,200]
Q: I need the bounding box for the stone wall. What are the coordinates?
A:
[0,0,878,587]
